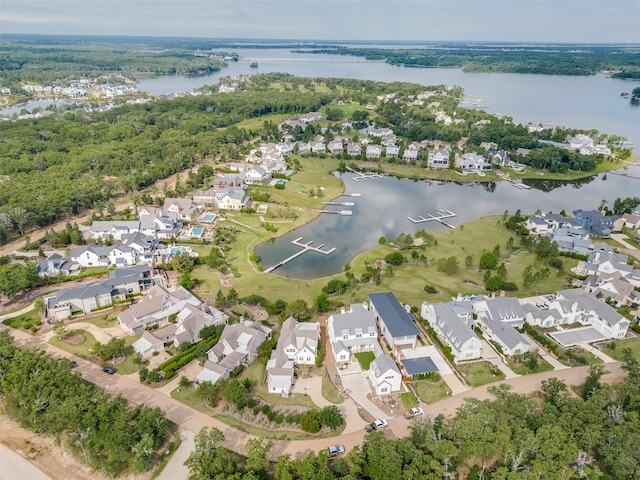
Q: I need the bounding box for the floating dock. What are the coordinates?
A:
[324,201,355,207]
[407,210,457,228]
[345,166,383,181]
[320,210,353,216]
[263,237,336,273]
[347,193,362,197]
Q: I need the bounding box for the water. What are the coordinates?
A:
[135,48,640,155]
[255,172,640,279]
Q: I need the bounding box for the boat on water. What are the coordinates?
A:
[250,62,258,68]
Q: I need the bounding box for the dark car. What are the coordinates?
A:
[102,366,116,374]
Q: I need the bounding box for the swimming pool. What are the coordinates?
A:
[191,228,204,236]
[169,247,183,257]
[202,213,216,222]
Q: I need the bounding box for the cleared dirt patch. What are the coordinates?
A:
[61,331,86,346]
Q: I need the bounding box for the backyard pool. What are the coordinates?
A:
[191,227,204,237]
[202,213,216,222]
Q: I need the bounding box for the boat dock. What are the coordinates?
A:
[511,182,532,189]
[345,166,383,181]
[407,210,457,228]
[320,210,353,216]
[324,201,355,207]
[263,237,336,273]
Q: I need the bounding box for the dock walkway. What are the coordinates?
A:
[407,210,457,228]
[263,237,336,273]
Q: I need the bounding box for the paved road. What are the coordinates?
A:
[0,324,630,472]
[0,444,52,480]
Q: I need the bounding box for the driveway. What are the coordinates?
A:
[340,371,389,421]
[480,339,519,379]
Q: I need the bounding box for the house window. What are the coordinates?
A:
[370,332,375,337]
[381,387,388,393]
[343,335,348,340]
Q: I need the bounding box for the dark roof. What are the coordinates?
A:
[401,357,438,376]
[368,292,420,338]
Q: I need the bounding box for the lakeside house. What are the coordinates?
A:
[368,292,420,352]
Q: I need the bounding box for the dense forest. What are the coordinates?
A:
[0,331,174,476]
[301,44,640,77]
[0,36,229,93]
[0,73,627,243]
[184,357,640,480]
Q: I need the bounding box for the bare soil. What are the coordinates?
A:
[61,332,86,346]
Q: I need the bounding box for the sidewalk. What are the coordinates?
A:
[480,339,519,379]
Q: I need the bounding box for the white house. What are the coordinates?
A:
[480,316,531,356]
[369,354,402,395]
[421,301,482,363]
[266,317,320,397]
[327,303,380,363]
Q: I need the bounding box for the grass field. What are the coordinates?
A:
[458,362,506,387]
[48,329,98,358]
[603,337,640,361]
[413,378,451,404]
[3,309,43,330]
[510,358,555,375]
[354,351,375,370]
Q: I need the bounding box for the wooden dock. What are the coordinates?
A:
[320,210,353,216]
[345,166,383,181]
[324,201,355,207]
[263,237,336,273]
[407,210,457,228]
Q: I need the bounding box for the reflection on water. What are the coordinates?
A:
[255,171,639,279]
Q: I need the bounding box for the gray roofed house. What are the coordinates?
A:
[369,292,420,351]
[480,315,531,356]
[551,289,629,339]
[369,354,402,395]
[327,303,380,363]
[421,301,482,363]
[474,297,526,328]
[90,220,140,241]
[522,303,562,329]
[583,249,632,278]
[163,198,200,220]
[266,317,320,397]
[37,253,81,279]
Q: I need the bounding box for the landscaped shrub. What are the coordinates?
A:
[261,404,271,415]
[247,397,257,408]
[299,410,321,433]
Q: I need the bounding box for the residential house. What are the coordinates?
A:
[121,232,160,265]
[370,128,394,138]
[310,137,326,153]
[71,243,137,268]
[118,284,202,335]
[582,244,632,277]
[551,289,630,339]
[581,271,637,307]
[385,144,400,158]
[573,209,622,238]
[90,220,141,241]
[211,174,245,190]
[522,303,563,329]
[346,142,362,156]
[368,292,420,352]
[369,354,402,395]
[428,148,451,169]
[197,321,271,386]
[36,254,81,279]
[484,150,510,167]
[366,144,383,159]
[402,143,421,162]
[216,189,251,210]
[45,266,153,320]
[244,166,271,185]
[132,302,228,357]
[421,301,482,363]
[266,317,320,396]
[327,139,344,155]
[163,198,200,221]
[327,303,380,363]
[296,141,311,154]
[473,296,527,328]
[455,153,487,171]
[480,316,531,356]
[622,213,640,230]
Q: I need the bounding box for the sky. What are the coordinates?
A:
[2,0,640,44]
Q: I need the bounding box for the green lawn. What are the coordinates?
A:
[510,358,555,375]
[399,391,418,409]
[354,351,375,370]
[458,362,506,388]
[83,314,119,328]
[603,337,640,361]
[2,309,43,330]
[48,329,98,359]
[109,335,144,374]
[413,378,451,404]
[321,370,344,404]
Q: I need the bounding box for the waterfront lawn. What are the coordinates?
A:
[603,337,640,360]
[354,351,375,370]
[413,378,450,404]
[458,362,505,387]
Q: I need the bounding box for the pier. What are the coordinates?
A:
[263,237,336,273]
[407,210,457,228]
[345,166,383,181]
[320,210,353,216]
[324,201,355,207]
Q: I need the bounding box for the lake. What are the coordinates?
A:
[254,171,640,279]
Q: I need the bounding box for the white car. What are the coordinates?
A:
[410,407,424,416]
[328,445,345,457]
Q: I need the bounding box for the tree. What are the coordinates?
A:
[245,438,272,479]
[318,405,344,430]
[384,251,404,266]
[184,427,236,480]
[436,256,459,275]
[284,299,309,321]
[53,320,69,338]
[479,252,498,270]
[582,364,608,400]
[314,293,331,313]
[465,255,473,269]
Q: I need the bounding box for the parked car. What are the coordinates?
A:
[102,366,116,374]
[404,407,424,419]
[334,373,341,383]
[327,445,345,457]
[366,418,389,432]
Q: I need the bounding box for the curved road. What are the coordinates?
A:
[2,324,628,462]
